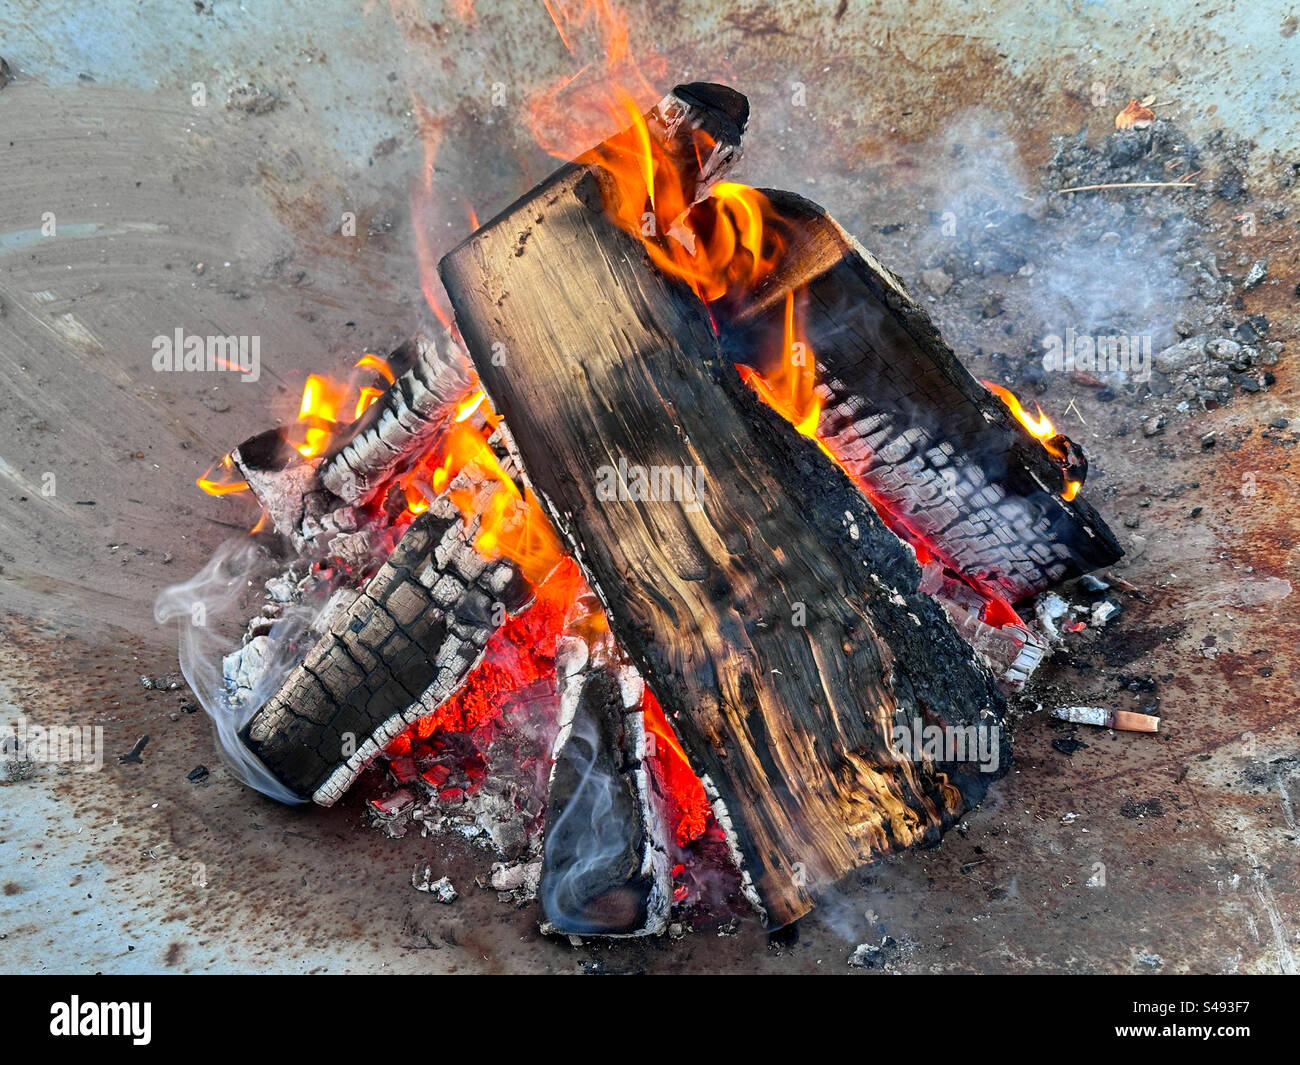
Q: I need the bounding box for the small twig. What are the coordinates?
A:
[1058,180,1198,193]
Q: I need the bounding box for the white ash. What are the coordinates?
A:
[411,862,458,903]
[222,635,271,711]
[140,672,184,691]
[367,788,417,838]
[1035,592,1070,642]
[1090,599,1122,627]
[243,614,279,640]
[413,785,538,859]
[220,549,372,724]
[1,755,38,783]
[324,529,383,571]
[1050,706,1111,728]
[264,571,300,604]
[848,935,905,970]
[488,859,543,903]
[310,586,359,637]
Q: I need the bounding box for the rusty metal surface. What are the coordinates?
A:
[0,0,1296,972]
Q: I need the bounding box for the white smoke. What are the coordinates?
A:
[153,540,305,804]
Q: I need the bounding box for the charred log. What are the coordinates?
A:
[230,428,353,551]
[718,191,1123,603]
[440,159,1009,928]
[319,334,474,506]
[239,457,532,804]
[540,607,671,937]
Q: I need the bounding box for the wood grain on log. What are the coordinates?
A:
[440,163,1008,927]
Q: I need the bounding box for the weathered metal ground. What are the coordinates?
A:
[0,0,1296,972]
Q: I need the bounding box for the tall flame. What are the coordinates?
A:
[577,102,787,305]
[736,289,822,438]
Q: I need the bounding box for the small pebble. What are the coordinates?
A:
[919,267,953,296]
[1243,259,1268,289]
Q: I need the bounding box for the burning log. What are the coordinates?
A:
[228,82,748,810]
[540,598,671,937]
[439,156,1009,927]
[230,428,355,552]
[239,444,533,804]
[319,334,474,506]
[718,191,1123,604]
[182,78,1129,937]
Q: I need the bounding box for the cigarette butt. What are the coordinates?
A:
[1050,706,1109,727]
[1111,710,1160,733]
[1049,706,1160,733]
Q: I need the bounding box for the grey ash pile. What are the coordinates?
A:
[878,112,1287,424]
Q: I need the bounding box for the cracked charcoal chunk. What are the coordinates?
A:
[239,489,532,804]
[320,335,474,505]
[720,190,1122,604]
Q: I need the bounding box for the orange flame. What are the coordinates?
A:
[353,386,385,420]
[528,1,663,163]
[737,289,822,438]
[196,453,249,496]
[454,389,487,423]
[293,374,350,457]
[354,353,396,384]
[403,480,430,514]
[438,423,564,587]
[982,381,1082,501]
[578,101,786,305]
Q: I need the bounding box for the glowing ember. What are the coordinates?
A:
[641,689,709,845]
[387,560,580,758]
[380,556,712,848]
